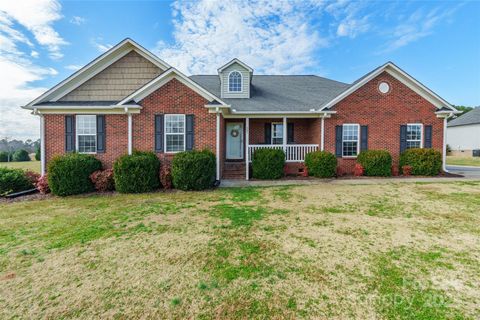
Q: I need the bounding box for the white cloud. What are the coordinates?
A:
[0,0,67,59]
[154,0,328,75]
[92,38,113,53]
[65,64,82,71]
[70,16,85,25]
[0,0,65,139]
[380,6,459,53]
[336,16,370,38]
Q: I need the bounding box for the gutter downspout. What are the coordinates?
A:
[35,108,46,176]
[442,112,453,173]
[126,107,132,155]
[216,108,220,181]
[320,115,325,151]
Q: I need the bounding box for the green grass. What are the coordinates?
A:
[0,160,41,173]
[0,181,479,319]
[446,156,480,167]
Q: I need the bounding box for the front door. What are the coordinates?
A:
[226,122,244,160]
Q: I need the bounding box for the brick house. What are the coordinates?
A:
[22,38,458,180]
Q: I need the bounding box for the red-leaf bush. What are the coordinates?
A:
[36,174,50,194]
[391,165,399,176]
[353,163,364,176]
[24,170,40,185]
[159,165,173,189]
[90,169,115,191]
[402,165,412,176]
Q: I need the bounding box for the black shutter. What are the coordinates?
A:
[400,125,407,153]
[96,115,105,153]
[264,123,271,144]
[65,115,75,152]
[186,114,194,150]
[335,125,343,157]
[360,125,368,152]
[154,114,164,152]
[287,123,294,144]
[424,125,432,148]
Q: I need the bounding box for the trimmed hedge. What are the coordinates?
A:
[0,151,9,162]
[171,150,216,190]
[305,151,337,178]
[12,149,30,162]
[357,150,392,176]
[400,148,442,176]
[251,148,285,179]
[113,151,160,193]
[0,167,34,196]
[48,153,102,196]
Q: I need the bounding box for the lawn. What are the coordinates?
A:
[0,160,41,173]
[1,182,479,319]
[447,156,480,167]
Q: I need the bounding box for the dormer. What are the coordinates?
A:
[218,58,253,98]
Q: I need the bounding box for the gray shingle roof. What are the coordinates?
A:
[448,107,480,127]
[189,75,349,112]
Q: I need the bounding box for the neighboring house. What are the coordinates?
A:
[22,38,459,180]
[447,107,480,156]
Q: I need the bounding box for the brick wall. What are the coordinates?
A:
[248,118,320,144]
[324,71,444,174]
[44,114,128,169]
[135,78,216,164]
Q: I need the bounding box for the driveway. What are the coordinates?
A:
[447,165,480,179]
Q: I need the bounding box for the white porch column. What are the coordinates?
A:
[320,116,325,151]
[245,117,250,180]
[283,116,287,155]
[216,112,220,180]
[127,113,132,155]
[40,114,45,175]
[442,115,448,172]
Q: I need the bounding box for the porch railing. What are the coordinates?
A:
[248,144,319,162]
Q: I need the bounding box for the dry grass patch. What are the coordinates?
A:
[0,181,479,319]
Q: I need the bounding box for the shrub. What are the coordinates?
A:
[24,170,40,185]
[251,148,285,180]
[12,149,30,162]
[304,151,337,178]
[90,169,115,191]
[160,165,173,189]
[114,151,160,193]
[354,163,364,176]
[48,153,102,196]
[402,165,412,176]
[171,150,216,190]
[357,150,392,177]
[35,147,41,161]
[399,148,442,176]
[36,174,50,194]
[0,151,9,162]
[0,167,34,196]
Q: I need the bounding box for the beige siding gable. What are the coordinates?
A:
[59,50,162,101]
[220,62,251,98]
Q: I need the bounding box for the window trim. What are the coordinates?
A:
[164,114,186,154]
[342,123,360,158]
[406,123,423,149]
[271,122,284,145]
[227,70,243,93]
[75,115,97,154]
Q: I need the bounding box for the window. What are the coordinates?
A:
[76,115,96,153]
[406,124,422,149]
[228,71,242,92]
[165,114,185,152]
[342,124,359,157]
[271,123,283,145]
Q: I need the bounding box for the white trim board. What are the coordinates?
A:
[319,62,458,113]
[23,38,170,109]
[217,58,253,73]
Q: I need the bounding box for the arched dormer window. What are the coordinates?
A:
[228,71,242,92]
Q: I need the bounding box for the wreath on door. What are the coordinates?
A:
[230,129,239,137]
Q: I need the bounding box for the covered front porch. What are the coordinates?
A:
[223,116,327,180]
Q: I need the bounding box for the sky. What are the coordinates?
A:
[0,0,479,140]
